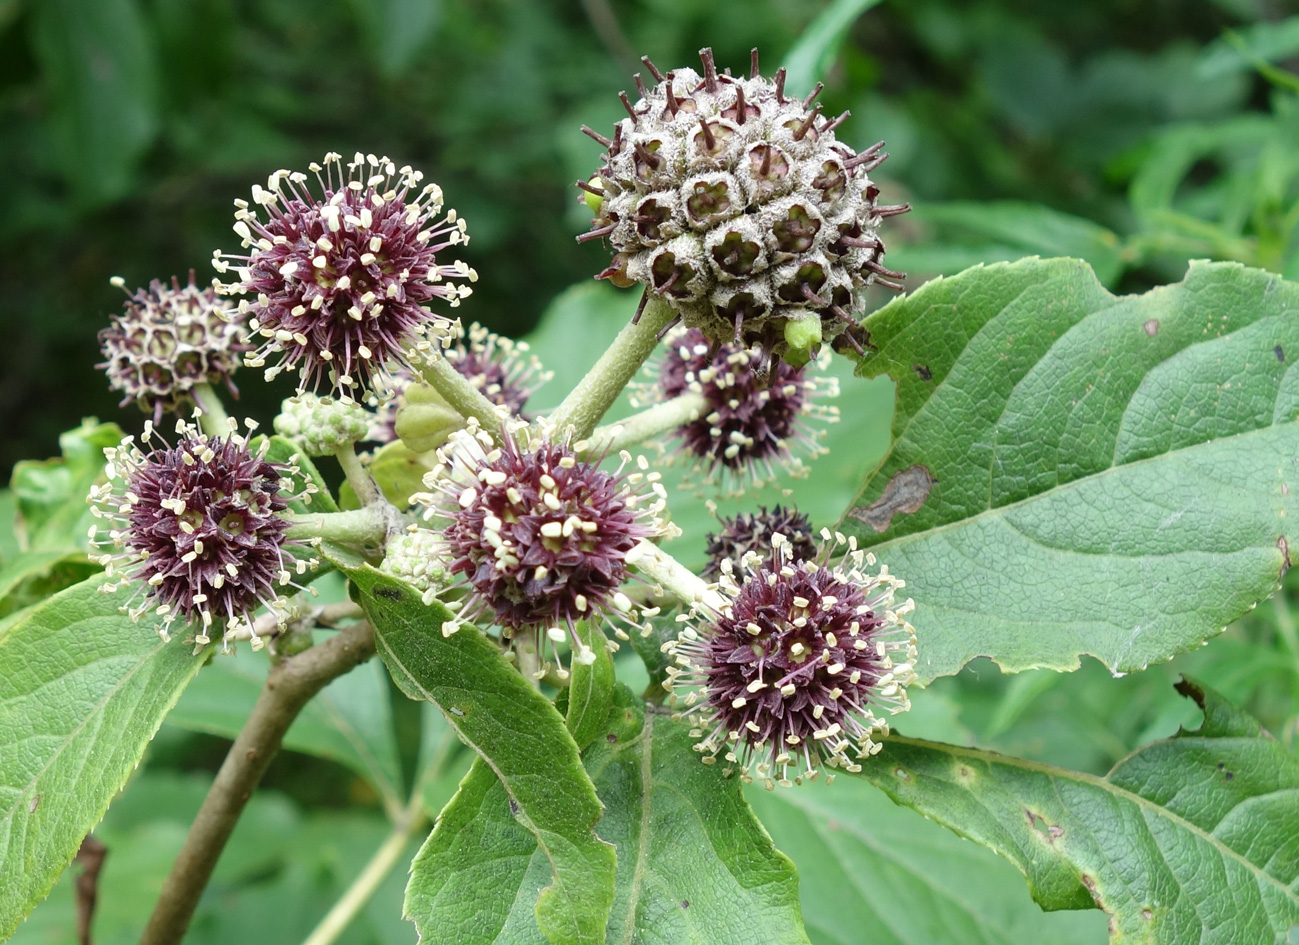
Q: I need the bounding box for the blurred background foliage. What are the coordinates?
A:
[8,1,1299,941]
[6,0,1299,481]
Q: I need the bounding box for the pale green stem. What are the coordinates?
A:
[299,728,456,945]
[335,442,380,507]
[1272,593,1299,698]
[416,354,504,437]
[287,508,388,545]
[192,383,232,437]
[626,540,727,612]
[548,296,676,440]
[515,635,543,688]
[299,812,426,945]
[583,391,707,457]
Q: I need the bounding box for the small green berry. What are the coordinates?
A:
[274,394,371,456]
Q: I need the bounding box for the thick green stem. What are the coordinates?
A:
[287,508,389,546]
[335,442,380,507]
[416,354,504,437]
[548,296,675,440]
[583,391,706,456]
[626,540,727,612]
[192,383,232,437]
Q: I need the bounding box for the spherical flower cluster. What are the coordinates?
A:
[412,422,667,670]
[666,531,916,788]
[649,327,837,492]
[274,393,371,456]
[580,48,907,366]
[87,421,315,646]
[98,274,249,421]
[213,152,476,401]
[380,526,453,601]
[369,322,550,445]
[703,505,817,579]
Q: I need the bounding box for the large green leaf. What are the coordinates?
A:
[166,648,406,816]
[854,679,1299,944]
[0,576,206,939]
[845,258,1299,681]
[748,775,1105,945]
[346,565,616,945]
[10,419,123,552]
[407,686,809,945]
[0,551,99,618]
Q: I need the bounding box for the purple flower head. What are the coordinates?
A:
[414,422,666,674]
[647,327,837,492]
[369,323,550,444]
[214,152,476,402]
[88,420,316,646]
[703,505,817,579]
[667,531,916,788]
[98,274,249,422]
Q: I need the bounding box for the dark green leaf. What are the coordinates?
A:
[27,0,159,205]
[896,201,1126,286]
[346,565,616,945]
[845,258,1299,680]
[0,576,206,939]
[407,686,810,945]
[748,775,1105,945]
[11,419,123,552]
[853,679,1299,944]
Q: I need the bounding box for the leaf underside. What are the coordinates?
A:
[854,679,1299,944]
[846,258,1299,681]
[406,686,809,945]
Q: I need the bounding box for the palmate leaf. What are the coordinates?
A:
[345,566,616,945]
[0,576,206,940]
[845,258,1299,681]
[853,679,1299,944]
[406,685,809,945]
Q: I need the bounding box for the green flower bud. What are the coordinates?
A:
[274,394,371,457]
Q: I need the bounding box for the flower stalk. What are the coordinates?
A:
[287,508,390,546]
[415,353,507,437]
[548,295,676,439]
[192,383,232,437]
[583,390,706,456]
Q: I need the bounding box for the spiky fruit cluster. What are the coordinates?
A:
[667,532,916,788]
[98,275,248,420]
[412,423,665,663]
[369,323,550,445]
[703,505,817,579]
[88,422,313,644]
[213,152,476,401]
[274,393,371,456]
[581,48,907,367]
[653,327,837,491]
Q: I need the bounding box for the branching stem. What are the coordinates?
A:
[548,297,675,440]
[286,508,389,546]
[626,540,728,612]
[583,391,706,456]
[416,354,504,437]
[335,442,381,507]
[140,620,378,945]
